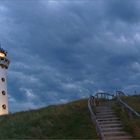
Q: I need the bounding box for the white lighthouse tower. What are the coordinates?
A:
[0,46,10,115]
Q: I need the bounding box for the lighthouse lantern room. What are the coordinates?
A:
[0,46,10,115]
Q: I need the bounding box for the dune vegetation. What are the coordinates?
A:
[113,95,140,138]
[0,99,98,139]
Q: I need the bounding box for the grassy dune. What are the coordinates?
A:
[0,99,98,139]
[122,95,140,113]
[113,95,140,138]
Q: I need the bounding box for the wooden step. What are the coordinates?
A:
[96,107,112,110]
[96,110,114,112]
[97,115,117,119]
[96,108,112,110]
[97,118,120,121]
[97,111,114,113]
[104,135,133,140]
[97,108,112,110]
[101,127,123,132]
[103,131,129,136]
[96,106,111,108]
[97,114,116,116]
[100,123,122,128]
[96,112,115,115]
[92,104,133,140]
[99,120,121,124]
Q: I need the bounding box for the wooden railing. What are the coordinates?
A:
[88,91,140,140]
[117,95,140,117]
[88,95,105,140]
[95,92,114,100]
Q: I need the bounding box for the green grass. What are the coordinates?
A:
[0,99,98,139]
[113,95,140,138]
[122,95,140,113]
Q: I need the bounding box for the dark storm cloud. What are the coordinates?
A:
[0,0,140,112]
[105,0,140,23]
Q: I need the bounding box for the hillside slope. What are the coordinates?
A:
[122,95,140,113]
[0,99,98,139]
[113,95,140,138]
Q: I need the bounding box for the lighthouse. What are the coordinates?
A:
[0,47,10,115]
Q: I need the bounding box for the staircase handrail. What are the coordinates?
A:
[88,95,105,140]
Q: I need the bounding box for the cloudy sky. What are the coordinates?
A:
[0,0,140,112]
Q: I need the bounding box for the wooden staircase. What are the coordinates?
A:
[96,104,132,140]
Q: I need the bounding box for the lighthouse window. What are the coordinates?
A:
[1,78,5,82]
[2,104,6,109]
[2,91,6,95]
